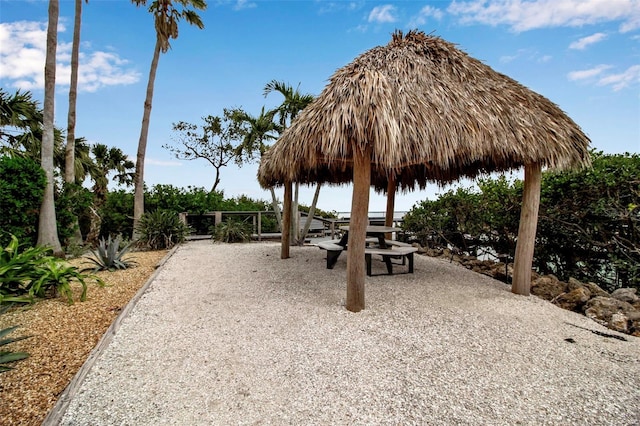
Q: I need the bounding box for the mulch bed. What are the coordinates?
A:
[0,250,168,426]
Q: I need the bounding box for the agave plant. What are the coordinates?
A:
[0,305,31,373]
[84,235,137,272]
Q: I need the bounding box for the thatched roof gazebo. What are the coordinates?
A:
[258,30,590,312]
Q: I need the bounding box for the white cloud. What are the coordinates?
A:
[408,5,444,28]
[598,64,640,90]
[368,5,397,23]
[448,0,640,33]
[567,64,613,80]
[233,0,256,11]
[566,64,640,91]
[0,20,140,93]
[569,32,607,49]
[146,158,184,167]
[498,48,551,64]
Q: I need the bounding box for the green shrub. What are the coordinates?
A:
[135,210,190,250]
[100,189,134,240]
[31,259,103,304]
[0,305,31,373]
[0,156,46,247]
[0,235,50,301]
[55,183,93,245]
[0,235,102,304]
[211,218,252,243]
[84,235,137,272]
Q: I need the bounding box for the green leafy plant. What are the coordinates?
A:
[0,235,51,300]
[135,210,190,250]
[31,259,103,304]
[84,235,137,272]
[1,235,102,304]
[211,218,252,243]
[0,156,46,247]
[0,305,31,373]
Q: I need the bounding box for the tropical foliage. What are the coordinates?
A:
[135,210,191,250]
[403,152,639,292]
[165,110,244,193]
[211,218,252,243]
[84,235,137,272]
[0,156,46,247]
[0,235,102,305]
[0,305,31,373]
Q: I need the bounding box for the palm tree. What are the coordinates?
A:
[229,106,283,228]
[85,143,135,244]
[37,0,63,255]
[131,0,206,240]
[0,89,43,151]
[64,0,88,185]
[263,80,316,244]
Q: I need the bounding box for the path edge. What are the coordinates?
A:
[42,243,182,425]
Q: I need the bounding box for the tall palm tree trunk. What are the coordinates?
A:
[65,0,84,246]
[269,187,282,230]
[133,38,161,240]
[299,183,322,244]
[65,0,82,185]
[38,0,63,256]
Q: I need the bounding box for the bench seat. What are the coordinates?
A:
[317,241,346,269]
[364,246,418,276]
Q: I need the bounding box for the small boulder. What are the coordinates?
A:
[611,288,639,304]
[582,281,609,298]
[552,287,591,312]
[584,296,636,329]
[531,275,565,301]
[609,313,629,334]
[566,277,584,292]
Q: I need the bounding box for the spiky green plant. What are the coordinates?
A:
[84,235,137,272]
[0,235,52,297]
[211,218,252,243]
[31,259,103,304]
[135,210,190,250]
[0,305,31,373]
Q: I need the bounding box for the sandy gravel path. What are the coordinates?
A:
[52,240,639,425]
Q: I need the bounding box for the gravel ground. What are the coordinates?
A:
[55,240,639,425]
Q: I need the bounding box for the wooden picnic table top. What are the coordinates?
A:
[338,225,402,233]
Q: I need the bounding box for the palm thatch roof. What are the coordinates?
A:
[258,30,590,192]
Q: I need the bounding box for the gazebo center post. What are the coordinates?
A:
[346,145,372,312]
[384,175,396,239]
[512,162,542,295]
[281,180,292,259]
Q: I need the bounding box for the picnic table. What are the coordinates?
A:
[317,225,417,276]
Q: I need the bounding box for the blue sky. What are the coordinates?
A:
[1,0,639,214]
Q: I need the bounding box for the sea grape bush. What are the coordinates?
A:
[403,151,639,292]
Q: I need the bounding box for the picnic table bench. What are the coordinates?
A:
[317,240,417,276]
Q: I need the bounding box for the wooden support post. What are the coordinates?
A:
[257,211,262,241]
[384,176,396,240]
[281,181,292,259]
[512,162,542,296]
[346,145,371,312]
[214,211,222,226]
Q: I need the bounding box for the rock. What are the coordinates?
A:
[411,243,427,254]
[531,275,566,301]
[582,281,609,298]
[609,313,629,333]
[584,296,636,330]
[611,288,639,304]
[552,287,591,312]
[566,277,584,292]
